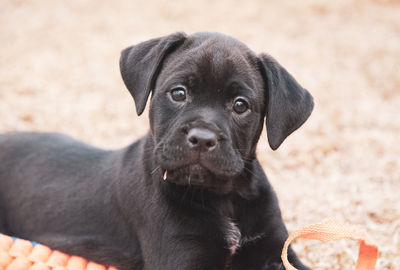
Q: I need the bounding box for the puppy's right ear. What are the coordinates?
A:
[120,32,187,115]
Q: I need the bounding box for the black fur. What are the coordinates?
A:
[0,32,313,270]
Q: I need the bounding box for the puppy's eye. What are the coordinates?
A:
[170,87,186,102]
[233,98,249,114]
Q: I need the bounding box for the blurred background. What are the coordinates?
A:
[1,0,399,268]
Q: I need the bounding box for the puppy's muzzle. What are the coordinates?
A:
[187,128,218,152]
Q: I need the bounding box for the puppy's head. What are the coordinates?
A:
[120,32,313,193]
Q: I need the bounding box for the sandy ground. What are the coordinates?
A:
[1,0,399,269]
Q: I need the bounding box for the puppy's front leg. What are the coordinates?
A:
[231,237,309,270]
[230,179,311,270]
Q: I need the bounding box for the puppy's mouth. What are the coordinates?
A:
[154,137,245,189]
[162,164,213,186]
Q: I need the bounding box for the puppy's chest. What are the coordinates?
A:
[221,218,265,255]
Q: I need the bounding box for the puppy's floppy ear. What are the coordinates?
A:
[258,54,314,150]
[120,32,187,115]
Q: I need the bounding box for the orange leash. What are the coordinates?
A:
[281,219,379,270]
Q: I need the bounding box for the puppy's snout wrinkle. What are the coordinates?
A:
[187,128,218,152]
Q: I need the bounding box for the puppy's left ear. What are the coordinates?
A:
[120,32,187,115]
[258,54,314,150]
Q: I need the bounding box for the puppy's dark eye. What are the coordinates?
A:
[170,87,186,102]
[233,98,249,114]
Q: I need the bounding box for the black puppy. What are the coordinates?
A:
[0,32,313,270]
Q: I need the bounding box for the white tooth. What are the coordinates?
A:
[163,170,168,181]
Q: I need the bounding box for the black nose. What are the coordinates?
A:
[187,128,218,152]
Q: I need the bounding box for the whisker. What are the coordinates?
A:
[150,166,160,175]
[243,166,258,178]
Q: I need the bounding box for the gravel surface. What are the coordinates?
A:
[1,0,399,269]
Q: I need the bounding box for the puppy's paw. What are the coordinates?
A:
[262,262,285,270]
